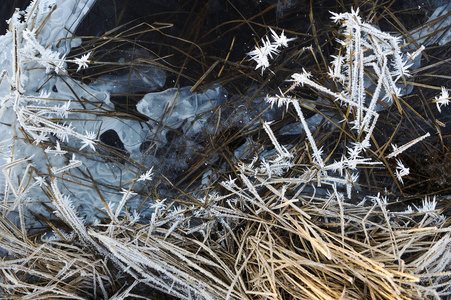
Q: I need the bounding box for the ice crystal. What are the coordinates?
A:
[137,167,154,182]
[433,86,450,113]
[79,131,97,151]
[248,29,295,73]
[72,51,92,72]
[395,158,409,184]
[269,28,296,48]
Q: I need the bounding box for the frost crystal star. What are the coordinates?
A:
[433,86,449,113]
[79,131,97,151]
[73,51,92,72]
[248,29,295,73]
[34,176,47,187]
[137,167,154,182]
[395,158,409,184]
[269,28,296,48]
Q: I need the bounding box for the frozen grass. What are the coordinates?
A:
[1,192,449,299]
[0,1,450,299]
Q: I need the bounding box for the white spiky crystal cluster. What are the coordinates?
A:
[0,1,450,298]
[242,8,427,203]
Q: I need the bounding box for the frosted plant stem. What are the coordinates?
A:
[292,101,324,169]
[51,157,82,174]
[50,179,91,246]
[353,22,366,132]
[290,71,376,116]
[386,132,430,159]
[115,186,137,220]
[361,60,385,133]
[262,121,291,158]
[361,113,378,149]
[1,156,33,199]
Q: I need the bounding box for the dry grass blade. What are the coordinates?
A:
[1,0,450,299]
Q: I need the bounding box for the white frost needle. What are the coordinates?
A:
[115,188,138,218]
[39,90,51,99]
[72,51,92,72]
[292,101,324,169]
[261,36,280,59]
[269,28,296,48]
[248,43,271,72]
[264,91,295,110]
[420,196,437,213]
[137,167,154,182]
[394,158,409,184]
[45,141,67,156]
[79,131,97,151]
[262,121,291,159]
[33,176,47,187]
[413,196,441,222]
[54,101,71,119]
[51,154,82,174]
[386,132,430,159]
[432,86,449,113]
[129,210,141,224]
[150,199,167,211]
[21,28,67,74]
[33,131,49,145]
[248,29,294,73]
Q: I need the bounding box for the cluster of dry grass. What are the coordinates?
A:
[1,0,450,299]
[1,181,449,299]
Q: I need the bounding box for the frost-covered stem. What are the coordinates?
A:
[290,71,376,115]
[331,184,345,242]
[12,25,20,92]
[386,132,430,159]
[239,173,264,204]
[50,180,91,245]
[290,71,342,100]
[262,121,291,158]
[361,113,378,148]
[407,45,425,63]
[51,155,82,174]
[1,156,34,199]
[114,186,137,220]
[351,21,366,132]
[361,61,385,132]
[292,101,324,169]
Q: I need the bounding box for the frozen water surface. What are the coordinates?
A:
[0,0,228,227]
